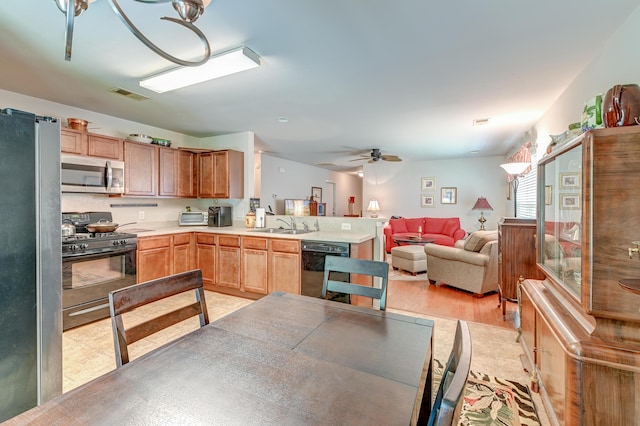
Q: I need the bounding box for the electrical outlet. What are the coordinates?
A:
[138,211,145,220]
[341,223,351,230]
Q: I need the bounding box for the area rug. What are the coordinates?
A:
[433,358,541,426]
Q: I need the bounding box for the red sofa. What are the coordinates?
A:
[384,217,466,253]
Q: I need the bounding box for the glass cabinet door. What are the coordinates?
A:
[539,143,582,299]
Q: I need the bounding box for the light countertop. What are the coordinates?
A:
[130,225,375,244]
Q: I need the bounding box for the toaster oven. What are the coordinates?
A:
[178,211,208,226]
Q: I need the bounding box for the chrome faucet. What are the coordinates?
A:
[302,222,309,231]
[276,218,291,229]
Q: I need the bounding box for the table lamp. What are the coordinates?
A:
[367,199,380,218]
[472,197,493,230]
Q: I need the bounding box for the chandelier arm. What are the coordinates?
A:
[64,0,76,61]
[107,0,211,67]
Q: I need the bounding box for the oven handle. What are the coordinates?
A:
[68,303,110,317]
[63,246,136,262]
[106,160,113,192]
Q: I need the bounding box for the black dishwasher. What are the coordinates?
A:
[301,240,350,303]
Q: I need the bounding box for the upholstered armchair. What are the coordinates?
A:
[424,231,499,296]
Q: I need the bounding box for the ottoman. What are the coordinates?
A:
[391,245,427,275]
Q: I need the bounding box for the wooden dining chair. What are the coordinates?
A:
[427,320,472,426]
[108,269,210,367]
[321,256,389,310]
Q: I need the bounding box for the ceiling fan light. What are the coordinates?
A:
[172,0,205,23]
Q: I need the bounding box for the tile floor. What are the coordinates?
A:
[62,290,252,392]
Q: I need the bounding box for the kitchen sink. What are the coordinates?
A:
[250,228,288,233]
[250,228,313,235]
[279,229,313,235]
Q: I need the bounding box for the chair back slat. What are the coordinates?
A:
[426,320,472,426]
[321,256,389,310]
[109,269,209,367]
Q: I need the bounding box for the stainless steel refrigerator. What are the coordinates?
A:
[0,109,62,422]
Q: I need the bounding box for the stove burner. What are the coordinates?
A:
[62,212,137,257]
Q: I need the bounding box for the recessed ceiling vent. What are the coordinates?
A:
[109,88,149,101]
[473,118,490,126]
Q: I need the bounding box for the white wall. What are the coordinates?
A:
[532,8,640,154]
[0,89,198,147]
[260,154,362,216]
[362,156,507,232]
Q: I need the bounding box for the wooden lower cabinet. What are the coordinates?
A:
[172,233,194,274]
[142,232,303,297]
[195,233,216,289]
[521,280,640,425]
[216,235,241,289]
[138,233,195,283]
[242,237,268,294]
[137,236,171,283]
[268,239,301,294]
[348,239,374,307]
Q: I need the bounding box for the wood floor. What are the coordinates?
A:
[387,278,520,330]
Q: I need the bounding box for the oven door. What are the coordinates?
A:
[62,247,136,330]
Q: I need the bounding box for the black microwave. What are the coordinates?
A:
[61,154,124,194]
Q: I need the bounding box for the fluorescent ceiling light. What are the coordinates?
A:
[140,46,260,93]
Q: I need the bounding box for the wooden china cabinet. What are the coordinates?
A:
[520,126,640,425]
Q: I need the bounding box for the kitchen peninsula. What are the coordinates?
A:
[133,215,383,307]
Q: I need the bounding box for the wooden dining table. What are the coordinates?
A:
[5,292,434,425]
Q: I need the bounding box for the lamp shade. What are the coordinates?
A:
[472,197,493,211]
[500,162,530,176]
[367,199,380,218]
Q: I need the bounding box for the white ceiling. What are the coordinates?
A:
[1,0,639,171]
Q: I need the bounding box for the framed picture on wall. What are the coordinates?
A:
[421,177,436,191]
[421,194,435,207]
[560,173,580,189]
[560,193,580,210]
[311,186,322,203]
[441,187,457,204]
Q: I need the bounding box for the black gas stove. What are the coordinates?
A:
[62,212,137,258]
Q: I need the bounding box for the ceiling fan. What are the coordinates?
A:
[349,148,402,163]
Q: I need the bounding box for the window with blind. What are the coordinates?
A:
[516,151,538,218]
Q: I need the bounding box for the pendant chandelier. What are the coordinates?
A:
[53,0,212,66]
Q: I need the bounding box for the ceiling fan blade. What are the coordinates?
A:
[348,158,368,162]
[381,155,402,162]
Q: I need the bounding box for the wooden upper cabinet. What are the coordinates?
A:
[87,134,123,160]
[61,128,123,160]
[177,150,197,198]
[198,150,244,199]
[158,147,178,197]
[124,141,158,196]
[61,128,87,155]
